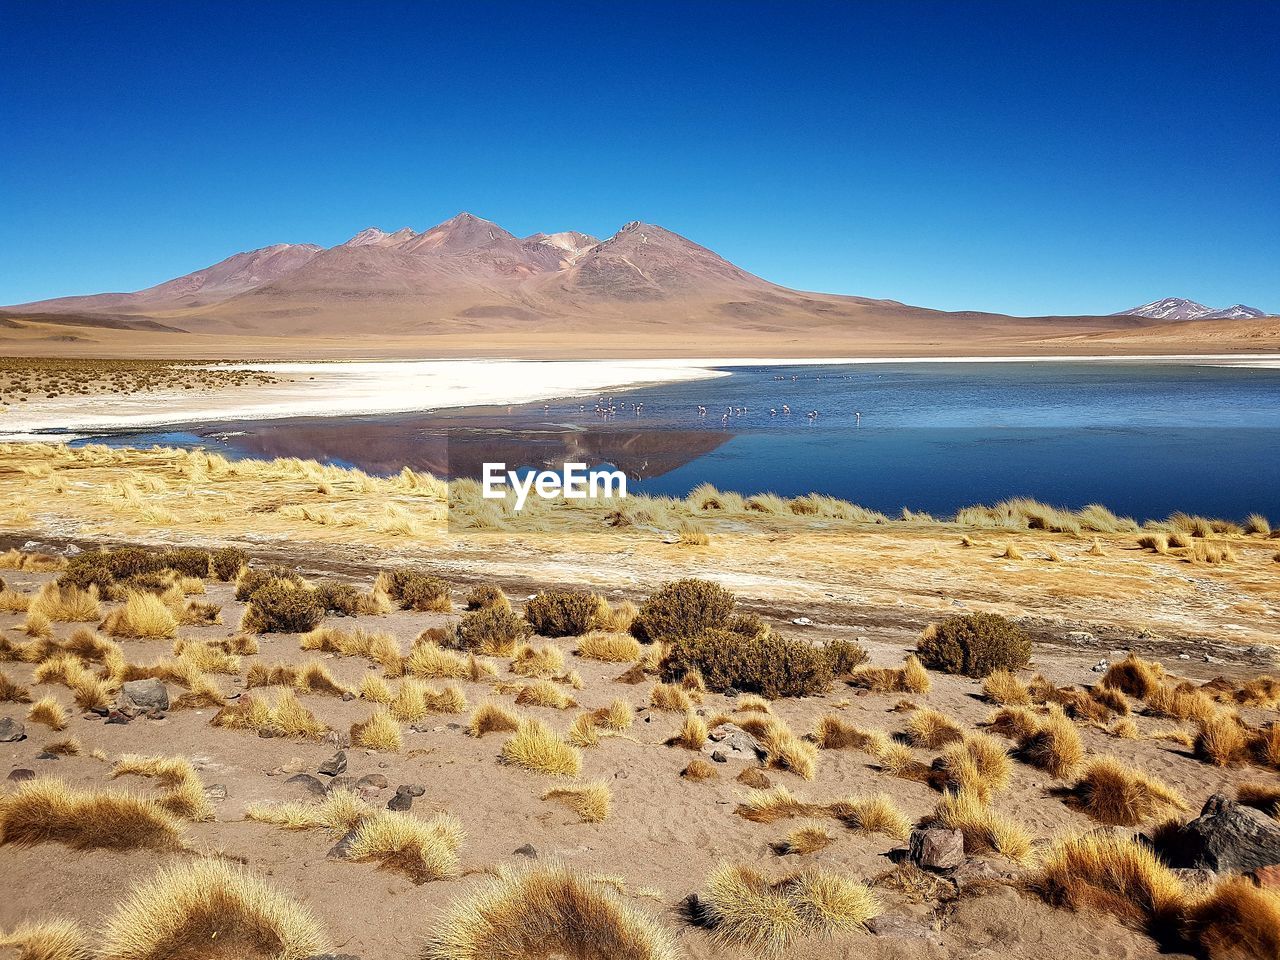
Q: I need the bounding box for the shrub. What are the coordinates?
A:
[234,566,303,602]
[916,612,1032,678]
[822,639,868,674]
[58,551,116,592]
[159,548,211,578]
[464,583,509,611]
[524,589,604,637]
[209,546,248,581]
[315,580,363,617]
[106,547,168,579]
[379,569,451,612]
[241,583,323,634]
[453,606,531,655]
[630,578,735,643]
[661,629,833,699]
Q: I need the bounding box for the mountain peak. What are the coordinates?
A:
[1115,297,1268,321]
[342,226,416,248]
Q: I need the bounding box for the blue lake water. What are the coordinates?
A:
[74,361,1280,522]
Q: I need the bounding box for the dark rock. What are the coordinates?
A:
[7,768,36,782]
[355,774,388,790]
[396,783,425,797]
[0,718,25,742]
[35,752,57,761]
[318,750,347,776]
[723,687,739,698]
[327,824,364,860]
[866,914,944,945]
[386,792,413,812]
[513,843,538,858]
[105,709,131,725]
[711,750,728,763]
[1165,794,1280,873]
[285,774,327,797]
[908,828,965,871]
[120,678,169,712]
[325,776,355,793]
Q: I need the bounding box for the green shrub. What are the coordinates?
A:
[916,612,1032,678]
[380,570,451,612]
[661,628,833,699]
[210,547,248,581]
[453,606,531,655]
[59,551,116,591]
[234,566,303,602]
[524,589,604,637]
[241,582,323,634]
[631,578,735,643]
[123,571,178,594]
[823,639,869,674]
[106,546,168,579]
[464,583,509,611]
[159,547,212,578]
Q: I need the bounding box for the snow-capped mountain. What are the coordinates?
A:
[1115,298,1267,321]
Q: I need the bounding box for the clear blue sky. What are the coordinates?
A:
[2,1,1277,315]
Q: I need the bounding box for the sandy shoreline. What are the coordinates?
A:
[2,353,1278,441]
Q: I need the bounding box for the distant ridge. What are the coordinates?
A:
[1114,298,1267,321]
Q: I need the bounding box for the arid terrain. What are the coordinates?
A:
[1,443,1278,959]
[4,214,1276,359]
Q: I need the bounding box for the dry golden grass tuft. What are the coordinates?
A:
[576,631,642,663]
[776,822,834,855]
[812,715,882,753]
[110,754,214,822]
[934,733,1013,801]
[983,668,1032,706]
[27,695,68,731]
[850,654,931,695]
[1185,874,1280,959]
[926,789,1033,863]
[468,701,521,737]
[1032,833,1186,936]
[101,591,179,639]
[499,718,582,777]
[875,741,933,782]
[1101,654,1166,699]
[1110,717,1141,739]
[735,785,820,824]
[511,641,566,678]
[514,678,577,710]
[99,858,328,960]
[0,549,66,572]
[668,711,709,750]
[543,780,611,823]
[358,672,392,703]
[0,777,184,850]
[302,625,404,674]
[246,788,371,835]
[0,669,32,703]
[1069,756,1187,826]
[749,716,819,781]
[0,585,32,613]
[1237,781,1280,816]
[906,707,966,748]
[592,697,634,731]
[682,758,719,781]
[40,738,81,757]
[211,688,326,740]
[827,793,912,841]
[344,810,464,883]
[422,863,678,960]
[699,862,880,956]
[649,681,693,712]
[0,918,93,960]
[351,707,404,752]
[30,582,101,623]
[1018,704,1085,779]
[567,712,601,747]
[22,612,53,640]
[1194,713,1249,767]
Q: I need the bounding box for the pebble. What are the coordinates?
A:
[318,751,348,777]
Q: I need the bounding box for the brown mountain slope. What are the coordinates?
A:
[3,212,1277,357]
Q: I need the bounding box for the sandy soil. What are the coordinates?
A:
[4,562,1272,960]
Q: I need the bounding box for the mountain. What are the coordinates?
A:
[3,213,1276,357]
[1114,298,1267,321]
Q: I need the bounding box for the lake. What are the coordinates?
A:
[73,360,1280,522]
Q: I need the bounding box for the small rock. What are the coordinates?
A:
[397,784,425,797]
[866,914,943,945]
[341,692,355,702]
[1091,660,1108,673]
[120,678,169,712]
[703,724,766,762]
[35,752,58,761]
[1065,630,1095,643]
[318,751,347,777]
[7,768,36,782]
[791,617,812,626]
[105,710,131,725]
[513,843,538,858]
[285,774,327,797]
[908,828,965,871]
[356,774,388,790]
[204,784,228,802]
[0,718,26,742]
[951,857,1016,888]
[711,750,728,763]
[327,825,364,860]
[723,687,739,698]
[386,792,413,812]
